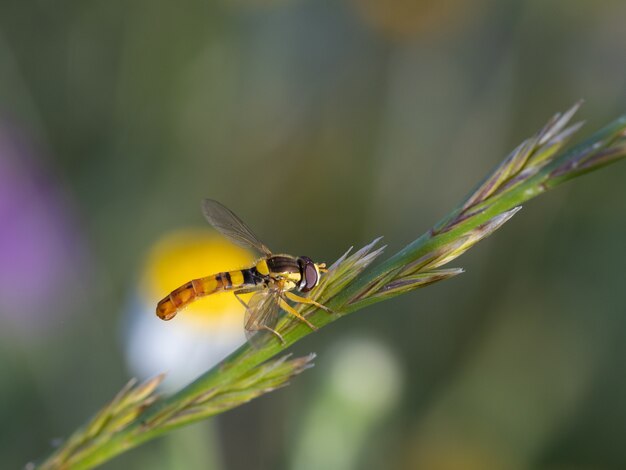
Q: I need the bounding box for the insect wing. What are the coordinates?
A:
[202,199,272,255]
[244,290,281,348]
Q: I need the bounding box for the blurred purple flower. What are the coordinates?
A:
[0,122,85,337]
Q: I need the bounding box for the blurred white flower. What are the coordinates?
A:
[124,229,255,390]
[291,337,403,470]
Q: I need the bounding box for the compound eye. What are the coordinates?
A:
[303,263,319,292]
[299,257,319,292]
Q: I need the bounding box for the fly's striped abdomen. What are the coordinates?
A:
[156,268,260,320]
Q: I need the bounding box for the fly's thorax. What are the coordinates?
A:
[259,254,322,293]
[263,255,303,290]
[266,255,301,276]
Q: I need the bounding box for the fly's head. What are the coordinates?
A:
[297,256,326,292]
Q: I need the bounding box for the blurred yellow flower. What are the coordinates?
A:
[124,229,256,389]
[143,229,256,329]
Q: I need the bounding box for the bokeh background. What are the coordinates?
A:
[2,0,626,468]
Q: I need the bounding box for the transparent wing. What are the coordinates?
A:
[244,289,281,348]
[202,199,272,255]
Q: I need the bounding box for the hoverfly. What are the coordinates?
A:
[156,199,331,344]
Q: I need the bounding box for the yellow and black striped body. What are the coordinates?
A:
[156,267,260,321]
[156,255,306,321]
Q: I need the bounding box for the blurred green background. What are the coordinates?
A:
[2,0,626,468]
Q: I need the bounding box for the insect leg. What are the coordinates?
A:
[283,291,334,314]
[233,287,262,309]
[278,296,318,331]
[261,325,285,344]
